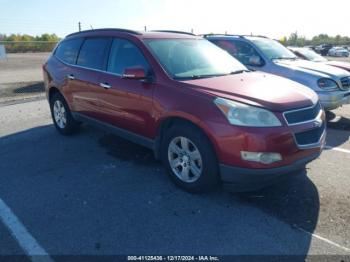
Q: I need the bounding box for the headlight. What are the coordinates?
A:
[214,98,281,127]
[317,78,338,91]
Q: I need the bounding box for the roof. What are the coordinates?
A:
[65,28,199,40]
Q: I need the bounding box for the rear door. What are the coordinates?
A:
[53,37,83,106]
[97,38,155,138]
[71,37,112,119]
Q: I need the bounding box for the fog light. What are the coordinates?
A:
[241,151,282,164]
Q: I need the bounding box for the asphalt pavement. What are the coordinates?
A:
[0,99,350,261]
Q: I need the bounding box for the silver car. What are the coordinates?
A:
[328,47,350,57]
[206,35,350,110]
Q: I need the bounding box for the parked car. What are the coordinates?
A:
[328,47,350,57]
[206,35,350,110]
[43,29,325,193]
[289,47,350,72]
[315,44,333,56]
[304,45,316,51]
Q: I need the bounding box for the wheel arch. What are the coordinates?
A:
[154,115,219,161]
[48,86,61,102]
[48,87,74,111]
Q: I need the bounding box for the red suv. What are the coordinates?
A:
[43,29,325,192]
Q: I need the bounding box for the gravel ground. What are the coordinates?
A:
[0,53,48,105]
[0,53,49,84]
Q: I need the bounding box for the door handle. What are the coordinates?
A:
[67,74,75,80]
[100,82,111,89]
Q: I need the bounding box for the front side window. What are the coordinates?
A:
[250,38,297,60]
[77,38,111,70]
[55,38,83,64]
[107,39,150,75]
[211,39,263,66]
[145,39,247,79]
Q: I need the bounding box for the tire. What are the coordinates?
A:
[50,92,80,135]
[161,123,220,193]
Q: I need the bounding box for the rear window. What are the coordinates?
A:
[55,38,83,64]
[77,38,111,70]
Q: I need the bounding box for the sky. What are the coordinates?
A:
[0,0,349,39]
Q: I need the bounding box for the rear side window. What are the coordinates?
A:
[55,38,83,64]
[77,38,111,70]
[107,38,150,75]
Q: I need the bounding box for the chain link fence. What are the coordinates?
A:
[0,41,58,53]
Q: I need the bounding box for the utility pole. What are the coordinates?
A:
[78,22,81,32]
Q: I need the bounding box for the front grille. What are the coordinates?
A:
[295,123,325,146]
[284,103,322,125]
[341,77,350,90]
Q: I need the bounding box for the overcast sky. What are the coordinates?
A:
[0,0,349,39]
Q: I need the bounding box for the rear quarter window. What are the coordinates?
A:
[55,38,83,64]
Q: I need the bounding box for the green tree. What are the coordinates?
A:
[0,33,60,53]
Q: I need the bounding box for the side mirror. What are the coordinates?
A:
[122,67,147,80]
[248,55,264,66]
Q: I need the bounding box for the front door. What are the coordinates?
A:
[97,38,155,138]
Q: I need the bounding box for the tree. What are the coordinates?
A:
[286,31,307,47]
[0,33,61,53]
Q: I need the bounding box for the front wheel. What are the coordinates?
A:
[161,123,220,193]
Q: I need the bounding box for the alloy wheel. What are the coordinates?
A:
[53,100,67,129]
[168,136,203,183]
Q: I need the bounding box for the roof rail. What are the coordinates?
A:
[202,33,244,38]
[151,30,196,36]
[66,28,142,37]
[203,34,268,39]
[245,35,268,38]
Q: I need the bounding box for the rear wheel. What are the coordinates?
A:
[161,123,220,193]
[50,92,80,135]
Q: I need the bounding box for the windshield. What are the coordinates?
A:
[297,48,327,62]
[250,38,297,60]
[145,39,247,79]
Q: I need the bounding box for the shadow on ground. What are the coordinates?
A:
[325,111,350,148]
[0,125,320,259]
[98,133,158,167]
[232,171,319,233]
[326,111,350,131]
[0,82,45,106]
[13,82,44,94]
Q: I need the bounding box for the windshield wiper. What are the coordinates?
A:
[271,57,297,61]
[174,70,250,80]
[228,69,250,75]
[174,74,227,80]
